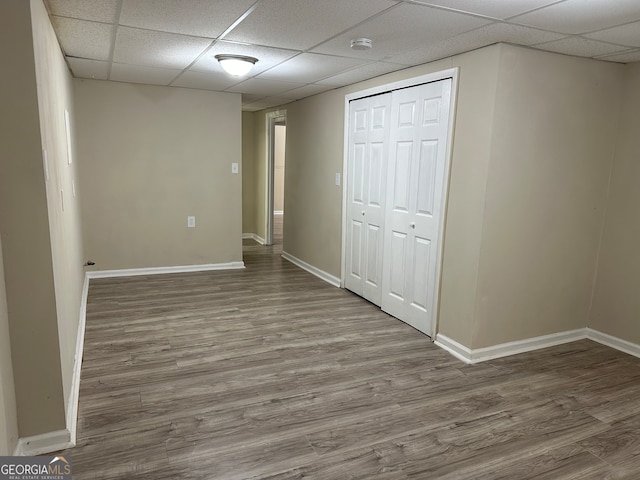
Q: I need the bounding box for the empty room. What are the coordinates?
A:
[1,0,640,478]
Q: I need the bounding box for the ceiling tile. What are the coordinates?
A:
[226,78,306,96]
[534,37,631,58]
[46,0,120,23]
[171,71,241,91]
[512,0,640,35]
[224,0,396,50]
[278,84,335,99]
[51,16,113,60]
[67,57,110,79]
[595,49,640,63]
[258,53,370,84]
[119,0,256,38]
[241,94,267,105]
[312,3,490,61]
[110,63,182,86]
[113,27,213,70]
[190,41,300,76]
[317,61,405,86]
[387,21,567,65]
[585,21,640,48]
[451,22,567,47]
[410,0,561,20]
[242,97,293,112]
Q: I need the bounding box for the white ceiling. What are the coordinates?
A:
[45,0,640,112]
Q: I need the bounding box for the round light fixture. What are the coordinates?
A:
[215,54,258,77]
[350,38,373,50]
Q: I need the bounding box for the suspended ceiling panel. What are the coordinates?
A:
[44,0,640,110]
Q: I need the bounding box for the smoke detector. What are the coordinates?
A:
[351,38,373,50]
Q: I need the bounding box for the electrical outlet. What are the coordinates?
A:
[187,216,196,228]
[335,173,341,186]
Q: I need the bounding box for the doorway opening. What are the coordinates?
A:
[266,111,286,246]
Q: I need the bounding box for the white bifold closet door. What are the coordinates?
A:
[345,79,452,337]
[344,93,392,305]
[381,79,452,335]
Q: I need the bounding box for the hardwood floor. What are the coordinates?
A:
[58,241,640,479]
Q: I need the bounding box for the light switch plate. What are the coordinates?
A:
[187,216,196,228]
[335,173,341,186]
[232,163,239,174]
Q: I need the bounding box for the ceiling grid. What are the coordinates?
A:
[44,0,640,111]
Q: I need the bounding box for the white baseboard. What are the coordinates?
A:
[86,262,245,279]
[436,328,588,364]
[65,273,89,447]
[242,233,265,245]
[281,251,340,288]
[587,328,640,359]
[13,429,72,456]
[434,334,473,364]
[436,327,640,364]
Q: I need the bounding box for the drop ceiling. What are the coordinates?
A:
[45,0,640,112]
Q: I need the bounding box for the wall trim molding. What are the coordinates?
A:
[436,328,588,364]
[436,327,640,364]
[86,262,245,279]
[242,233,265,245]
[587,328,640,359]
[65,272,89,447]
[13,429,72,456]
[281,251,340,288]
[434,334,473,364]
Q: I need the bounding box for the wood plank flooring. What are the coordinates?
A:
[58,241,640,479]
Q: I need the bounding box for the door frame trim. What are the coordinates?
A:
[340,67,459,339]
[265,110,286,246]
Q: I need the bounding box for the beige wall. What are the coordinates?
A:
[277,46,503,346]
[0,235,18,455]
[0,0,66,437]
[262,43,631,350]
[75,80,242,270]
[242,111,257,234]
[274,125,286,213]
[31,0,85,420]
[589,62,640,344]
[472,45,623,348]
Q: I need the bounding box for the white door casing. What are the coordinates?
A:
[381,79,453,335]
[344,94,391,304]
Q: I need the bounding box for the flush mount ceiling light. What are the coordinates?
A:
[350,38,373,50]
[215,54,258,77]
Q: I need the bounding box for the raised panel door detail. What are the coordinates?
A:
[349,220,363,279]
[422,97,441,125]
[389,231,407,300]
[398,102,416,128]
[368,142,384,207]
[410,237,431,312]
[354,109,367,132]
[393,142,412,212]
[352,143,365,204]
[372,105,386,130]
[416,140,437,217]
[365,224,381,288]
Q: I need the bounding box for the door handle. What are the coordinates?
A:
[409,222,416,229]
[362,210,365,216]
